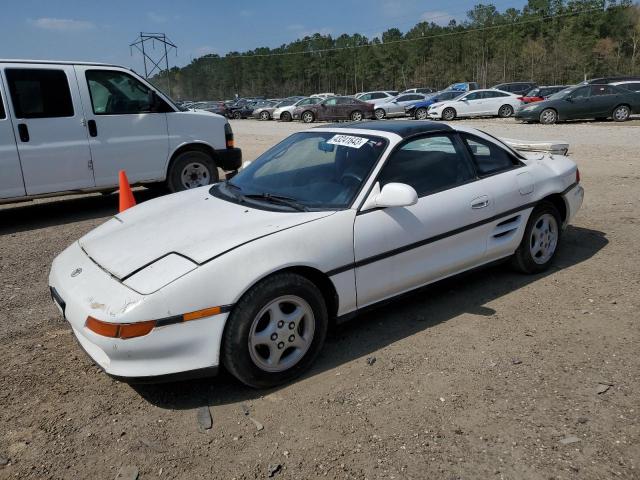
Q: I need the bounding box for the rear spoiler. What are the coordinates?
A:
[502,138,569,156]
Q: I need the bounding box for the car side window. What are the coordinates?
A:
[5,68,74,118]
[359,94,371,101]
[570,87,590,100]
[590,85,613,96]
[378,135,475,197]
[464,92,481,100]
[324,98,338,106]
[0,90,5,119]
[462,134,517,176]
[86,70,161,115]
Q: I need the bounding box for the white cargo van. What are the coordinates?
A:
[0,60,241,203]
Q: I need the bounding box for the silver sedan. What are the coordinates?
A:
[372,93,429,119]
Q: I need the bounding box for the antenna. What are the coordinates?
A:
[130,32,177,96]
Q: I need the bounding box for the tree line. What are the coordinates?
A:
[151,0,640,101]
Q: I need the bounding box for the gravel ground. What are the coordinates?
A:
[0,118,638,480]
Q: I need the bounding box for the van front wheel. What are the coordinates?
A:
[167,150,219,192]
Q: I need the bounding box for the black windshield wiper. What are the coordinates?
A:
[243,193,308,212]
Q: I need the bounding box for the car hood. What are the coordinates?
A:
[79,187,334,280]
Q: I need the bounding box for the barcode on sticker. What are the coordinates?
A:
[327,134,368,149]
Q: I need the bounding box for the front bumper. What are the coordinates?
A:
[427,110,441,118]
[49,242,228,381]
[215,147,242,171]
[515,108,541,121]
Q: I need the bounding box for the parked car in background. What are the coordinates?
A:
[293,96,374,123]
[582,76,640,85]
[401,87,435,94]
[0,59,241,203]
[516,83,640,124]
[611,80,640,93]
[491,82,537,96]
[49,120,583,385]
[373,93,428,119]
[428,89,521,120]
[518,86,568,104]
[445,82,480,92]
[405,90,464,119]
[192,101,227,116]
[274,97,322,121]
[356,91,396,103]
[251,100,280,120]
[228,100,272,119]
[310,93,335,99]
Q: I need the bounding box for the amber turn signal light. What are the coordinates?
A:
[85,316,155,339]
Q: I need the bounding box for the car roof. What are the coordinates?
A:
[0,58,120,67]
[324,120,453,138]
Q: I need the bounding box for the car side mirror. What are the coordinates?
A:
[374,183,418,208]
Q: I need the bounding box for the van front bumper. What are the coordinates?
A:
[215,147,242,171]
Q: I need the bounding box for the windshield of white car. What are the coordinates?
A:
[217,131,388,210]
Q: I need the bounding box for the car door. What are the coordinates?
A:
[319,98,338,120]
[0,76,26,199]
[353,133,496,307]
[457,91,485,116]
[460,132,534,261]
[564,86,591,119]
[75,66,170,187]
[588,85,618,117]
[2,64,95,195]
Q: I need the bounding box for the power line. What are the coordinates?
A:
[193,4,624,61]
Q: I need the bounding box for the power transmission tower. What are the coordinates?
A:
[130,32,177,96]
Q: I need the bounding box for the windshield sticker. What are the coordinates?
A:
[327,134,368,149]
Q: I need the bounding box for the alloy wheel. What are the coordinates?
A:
[529,213,558,265]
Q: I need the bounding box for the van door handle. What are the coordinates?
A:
[471,195,490,209]
[87,120,97,137]
[18,123,29,142]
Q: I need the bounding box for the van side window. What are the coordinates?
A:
[5,69,74,118]
[0,92,5,119]
[86,70,159,115]
[462,134,518,176]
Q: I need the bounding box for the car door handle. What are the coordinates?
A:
[87,119,98,137]
[471,196,490,209]
[17,123,29,142]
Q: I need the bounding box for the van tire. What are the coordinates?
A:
[167,150,219,193]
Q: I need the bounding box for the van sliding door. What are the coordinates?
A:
[0,75,25,199]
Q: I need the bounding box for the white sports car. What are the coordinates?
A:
[49,121,584,387]
[428,89,522,120]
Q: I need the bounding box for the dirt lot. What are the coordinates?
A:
[1,118,638,480]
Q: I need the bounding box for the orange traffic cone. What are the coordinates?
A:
[118,170,136,213]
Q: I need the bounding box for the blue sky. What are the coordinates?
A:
[1,0,524,74]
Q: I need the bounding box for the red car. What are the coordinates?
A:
[293,96,375,123]
[519,85,567,104]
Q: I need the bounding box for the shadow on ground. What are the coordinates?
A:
[0,188,161,235]
[133,224,608,410]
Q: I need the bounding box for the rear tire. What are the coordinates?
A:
[498,104,514,118]
[612,105,630,122]
[511,202,562,274]
[222,273,328,388]
[442,107,456,121]
[415,107,428,120]
[166,150,218,193]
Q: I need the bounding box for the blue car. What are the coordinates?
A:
[405,90,464,120]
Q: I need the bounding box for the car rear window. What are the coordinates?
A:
[5,68,74,118]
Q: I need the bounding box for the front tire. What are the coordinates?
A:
[350,110,363,121]
[167,150,218,193]
[233,111,242,120]
[498,104,514,118]
[281,111,292,122]
[415,107,428,120]
[442,107,456,121]
[612,105,630,122]
[222,273,328,388]
[302,111,315,123]
[511,202,562,274]
[539,108,557,124]
[374,108,386,120]
[259,110,270,120]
